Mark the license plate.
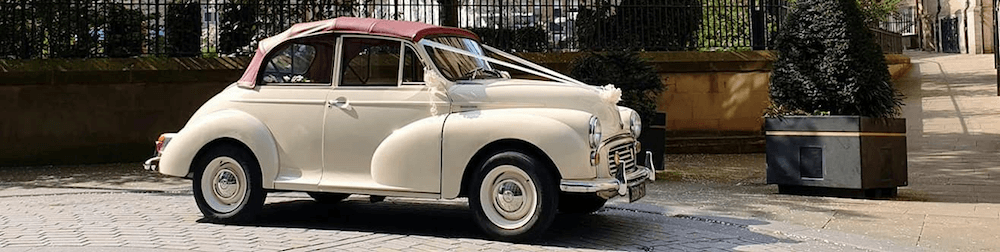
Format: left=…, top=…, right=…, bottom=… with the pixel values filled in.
left=628, top=182, right=647, bottom=203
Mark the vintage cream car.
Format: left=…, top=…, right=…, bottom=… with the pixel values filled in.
left=143, top=17, right=653, bottom=240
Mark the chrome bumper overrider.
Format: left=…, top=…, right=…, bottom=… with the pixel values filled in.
left=560, top=151, right=657, bottom=199
left=143, top=156, right=160, bottom=171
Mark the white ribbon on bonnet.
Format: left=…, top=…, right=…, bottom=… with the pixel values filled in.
left=419, top=40, right=624, bottom=114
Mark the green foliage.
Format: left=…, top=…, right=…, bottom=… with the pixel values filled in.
left=104, top=4, right=145, bottom=58
left=0, top=0, right=99, bottom=59
left=856, top=0, right=903, bottom=25
left=466, top=27, right=548, bottom=52
left=0, top=2, right=40, bottom=59
left=219, top=0, right=258, bottom=54
left=165, top=0, right=202, bottom=57
left=769, top=0, right=902, bottom=118
left=576, top=0, right=702, bottom=51
left=698, top=0, right=751, bottom=51
left=570, top=51, right=665, bottom=125
left=42, top=0, right=99, bottom=58
left=787, top=0, right=902, bottom=26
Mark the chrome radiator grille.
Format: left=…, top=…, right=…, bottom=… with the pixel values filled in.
left=608, top=142, right=638, bottom=178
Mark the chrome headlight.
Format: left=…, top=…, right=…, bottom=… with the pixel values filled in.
left=629, top=112, right=642, bottom=137
left=589, top=116, right=602, bottom=149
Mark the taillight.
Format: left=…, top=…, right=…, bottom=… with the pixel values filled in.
left=155, top=135, right=166, bottom=154
left=155, top=134, right=174, bottom=155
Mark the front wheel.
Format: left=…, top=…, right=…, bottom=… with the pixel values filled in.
left=192, top=145, right=266, bottom=222
left=468, top=151, right=558, bottom=241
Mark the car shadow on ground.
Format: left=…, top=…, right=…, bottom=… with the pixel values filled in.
left=0, top=162, right=186, bottom=189
left=205, top=194, right=800, bottom=251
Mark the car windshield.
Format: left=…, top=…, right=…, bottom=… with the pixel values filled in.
left=424, top=37, right=502, bottom=81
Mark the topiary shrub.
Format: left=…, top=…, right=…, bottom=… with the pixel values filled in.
left=165, top=0, right=202, bottom=57
left=104, top=4, right=145, bottom=57
left=570, top=51, right=664, bottom=126
left=769, top=0, right=901, bottom=118
left=219, top=0, right=258, bottom=55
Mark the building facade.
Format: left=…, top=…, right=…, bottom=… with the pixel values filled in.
left=905, top=0, right=996, bottom=54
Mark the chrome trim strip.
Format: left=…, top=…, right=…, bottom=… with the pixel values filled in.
left=232, top=99, right=327, bottom=105
left=602, top=133, right=633, bottom=144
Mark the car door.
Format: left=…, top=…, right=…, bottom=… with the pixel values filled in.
left=320, top=35, right=448, bottom=194
left=236, top=36, right=337, bottom=191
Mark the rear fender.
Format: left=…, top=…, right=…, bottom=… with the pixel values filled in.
left=158, top=110, right=280, bottom=188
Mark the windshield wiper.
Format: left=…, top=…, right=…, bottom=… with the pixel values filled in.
left=461, top=67, right=502, bottom=80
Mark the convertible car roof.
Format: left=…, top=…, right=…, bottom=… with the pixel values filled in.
left=238, top=17, right=479, bottom=88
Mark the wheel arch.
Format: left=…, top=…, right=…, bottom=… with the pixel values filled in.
left=440, top=109, right=596, bottom=199
left=158, top=109, right=280, bottom=188
left=190, top=138, right=259, bottom=176
left=458, top=139, right=561, bottom=198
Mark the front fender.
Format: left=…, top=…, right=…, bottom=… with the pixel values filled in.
left=158, top=110, right=280, bottom=188
left=441, top=108, right=595, bottom=199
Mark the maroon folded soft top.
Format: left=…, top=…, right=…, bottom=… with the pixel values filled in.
left=237, top=17, right=479, bottom=88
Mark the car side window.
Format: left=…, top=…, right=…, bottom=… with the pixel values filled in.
left=340, top=37, right=402, bottom=87
left=402, top=46, right=425, bottom=85
left=261, top=41, right=334, bottom=85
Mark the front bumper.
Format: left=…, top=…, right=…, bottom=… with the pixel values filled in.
left=560, top=151, right=656, bottom=199
left=143, top=156, right=160, bottom=171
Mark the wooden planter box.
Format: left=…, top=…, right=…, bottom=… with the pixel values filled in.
left=765, top=116, right=907, bottom=197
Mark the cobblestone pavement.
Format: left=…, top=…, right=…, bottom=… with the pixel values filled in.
left=0, top=183, right=882, bottom=252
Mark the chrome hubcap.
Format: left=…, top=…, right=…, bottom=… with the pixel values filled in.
left=214, top=170, right=239, bottom=200
left=494, top=180, right=526, bottom=215
left=480, top=165, right=537, bottom=230
left=200, top=157, right=247, bottom=213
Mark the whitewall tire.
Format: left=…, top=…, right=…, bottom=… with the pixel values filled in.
left=469, top=151, right=557, bottom=241
left=192, top=144, right=265, bottom=222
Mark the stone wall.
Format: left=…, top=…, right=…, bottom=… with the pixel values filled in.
left=0, top=52, right=910, bottom=165
left=525, top=51, right=912, bottom=132
left=0, top=58, right=250, bottom=166
left=525, top=51, right=911, bottom=153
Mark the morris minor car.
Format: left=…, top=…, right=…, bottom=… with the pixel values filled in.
left=144, top=17, right=654, bottom=240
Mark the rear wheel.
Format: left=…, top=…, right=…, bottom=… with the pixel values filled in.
left=192, top=144, right=265, bottom=222
left=468, top=151, right=558, bottom=241
left=307, top=192, right=351, bottom=204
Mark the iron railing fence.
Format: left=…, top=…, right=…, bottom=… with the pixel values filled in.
left=0, top=0, right=791, bottom=59
left=870, top=27, right=903, bottom=54
left=879, top=6, right=916, bottom=36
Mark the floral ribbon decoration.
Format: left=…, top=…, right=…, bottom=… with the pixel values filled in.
left=420, top=40, right=623, bottom=110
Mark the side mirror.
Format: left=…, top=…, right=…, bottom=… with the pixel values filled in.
left=499, top=71, right=511, bottom=79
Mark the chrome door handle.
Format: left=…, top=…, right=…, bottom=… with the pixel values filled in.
left=328, top=98, right=350, bottom=109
